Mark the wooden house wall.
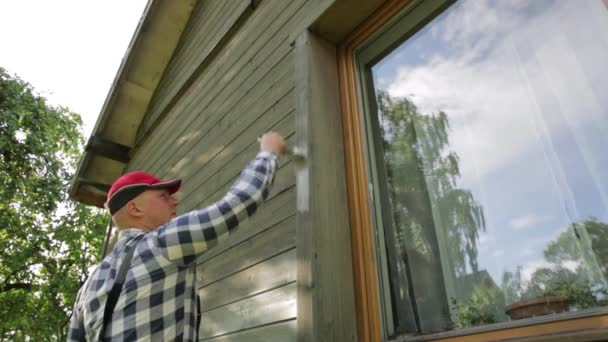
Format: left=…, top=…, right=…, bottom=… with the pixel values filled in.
left=127, top=0, right=334, bottom=340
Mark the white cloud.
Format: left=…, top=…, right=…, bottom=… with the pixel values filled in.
left=380, top=0, right=608, bottom=286
left=510, top=214, right=550, bottom=231
left=521, top=259, right=551, bottom=282
left=383, top=0, right=608, bottom=188
left=492, top=249, right=504, bottom=257
left=562, top=260, right=580, bottom=273
left=478, top=233, right=496, bottom=245
left=521, top=259, right=582, bottom=284
left=520, top=248, right=535, bottom=258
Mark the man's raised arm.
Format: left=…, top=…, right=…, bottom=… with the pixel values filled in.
left=152, top=132, right=285, bottom=265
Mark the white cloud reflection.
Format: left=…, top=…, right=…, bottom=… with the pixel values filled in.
left=384, top=0, right=608, bottom=185
left=373, top=0, right=608, bottom=284
left=510, top=214, right=550, bottom=231
left=521, top=259, right=580, bottom=283
left=521, top=259, right=551, bottom=282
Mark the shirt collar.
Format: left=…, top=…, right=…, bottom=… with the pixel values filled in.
left=118, top=227, right=148, bottom=239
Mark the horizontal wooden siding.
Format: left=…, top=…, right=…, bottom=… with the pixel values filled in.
left=127, top=0, right=336, bottom=340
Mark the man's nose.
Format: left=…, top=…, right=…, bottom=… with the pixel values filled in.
left=171, top=195, right=180, bottom=205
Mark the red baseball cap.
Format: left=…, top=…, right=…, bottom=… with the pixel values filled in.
left=106, top=171, right=181, bottom=215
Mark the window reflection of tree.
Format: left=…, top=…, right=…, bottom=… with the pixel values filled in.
left=502, top=218, right=608, bottom=311
left=374, top=90, right=486, bottom=333
left=374, top=90, right=608, bottom=332
left=545, top=218, right=608, bottom=283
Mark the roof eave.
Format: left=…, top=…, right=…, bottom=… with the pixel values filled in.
left=69, top=0, right=196, bottom=207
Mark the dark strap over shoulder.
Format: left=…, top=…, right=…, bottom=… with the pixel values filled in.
left=99, top=234, right=145, bottom=341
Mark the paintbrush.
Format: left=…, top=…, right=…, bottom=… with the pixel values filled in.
left=257, top=137, right=306, bottom=164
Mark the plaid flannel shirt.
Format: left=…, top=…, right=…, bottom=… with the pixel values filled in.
left=68, top=151, right=277, bottom=341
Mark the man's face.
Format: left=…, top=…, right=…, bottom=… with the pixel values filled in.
left=136, top=188, right=179, bottom=229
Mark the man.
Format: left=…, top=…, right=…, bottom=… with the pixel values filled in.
left=68, top=131, right=286, bottom=341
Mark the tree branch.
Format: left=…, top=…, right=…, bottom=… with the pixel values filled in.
left=0, top=282, right=36, bottom=292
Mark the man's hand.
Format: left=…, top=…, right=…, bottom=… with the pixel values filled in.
left=260, top=131, right=286, bottom=157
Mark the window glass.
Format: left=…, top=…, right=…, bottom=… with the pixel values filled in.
left=366, top=0, right=608, bottom=335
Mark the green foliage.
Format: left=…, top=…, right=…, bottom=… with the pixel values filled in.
left=502, top=265, right=608, bottom=311
left=0, top=68, right=107, bottom=341
left=549, top=282, right=608, bottom=310
left=376, top=90, right=485, bottom=276
left=544, top=218, right=608, bottom=281
left=375, top=91, right=487, bottom=331
left=451, top=285, right=502, bottom=328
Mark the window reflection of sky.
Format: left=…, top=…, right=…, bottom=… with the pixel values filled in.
left=372, top=0, right=608, bottom=283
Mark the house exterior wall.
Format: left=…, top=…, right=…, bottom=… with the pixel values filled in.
left=96, top=0, right=608, bottom=341
left=125, top=0, right=336, bottom=340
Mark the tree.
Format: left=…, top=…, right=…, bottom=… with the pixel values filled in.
left=544, top=218, right=608, bottom=283
left=501, top=218, right=608, bottom=312
left=374, top=90, right=486, bottom=332
left=376, top=90, right=485, bottom=279
left=451, top=284, right=502, bottom=328
left=0, top=68, right=106, bottom=341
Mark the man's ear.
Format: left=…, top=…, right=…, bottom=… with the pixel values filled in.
left=125, top=201, right=144, bottom=217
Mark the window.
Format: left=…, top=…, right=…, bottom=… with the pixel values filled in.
left=346, top=0, right=608, bottom=339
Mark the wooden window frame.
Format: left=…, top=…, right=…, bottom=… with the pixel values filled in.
left=337, top=0, right=608, bottom=341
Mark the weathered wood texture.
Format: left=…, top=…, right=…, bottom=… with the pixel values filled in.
left=125, top=0, right=343, bottom=341
left=294, top=31, right=358, bottom=342
left=137, top=0, right=253, bottom=140
left=199, top=282, right=297, bottom=339
left=201, top=319, right=296, bottom=342
left=199, top=248, right=296, bottom=312
left=197, top=215, right=296, bottom=287
left=129, top=0, right=304, bottom=170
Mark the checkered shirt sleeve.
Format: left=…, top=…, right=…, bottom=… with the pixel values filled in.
left=153, top=151, right=277, bottom=265
left=67, top=151, right=277, bottom=341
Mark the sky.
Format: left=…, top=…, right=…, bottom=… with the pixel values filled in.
left=371, top=0, right=608, bottom=294
left=0, top=0, right=149, bottom=138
